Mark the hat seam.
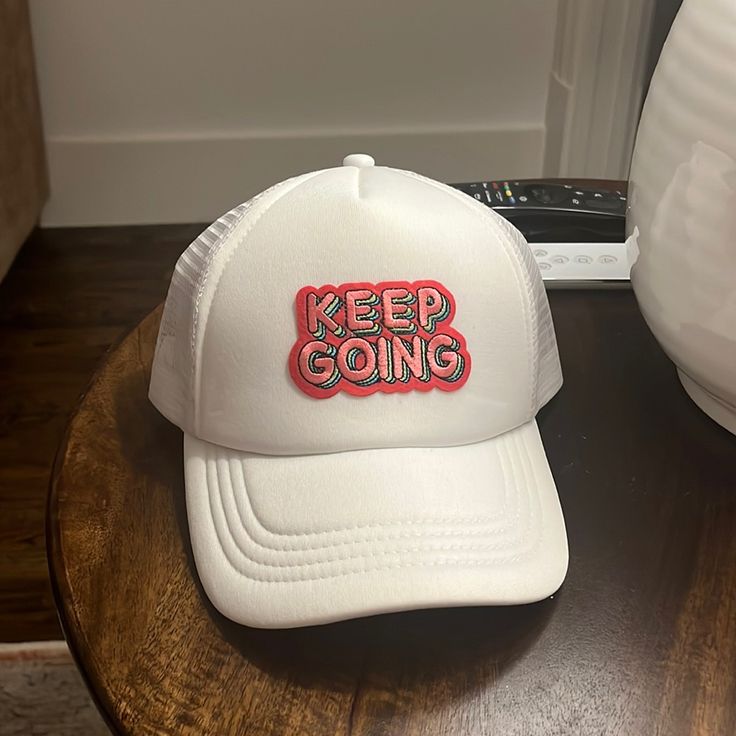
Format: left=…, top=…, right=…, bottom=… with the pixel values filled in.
left=397, top=170, right=537, bottom=418
left=189, top=170, right=329, bottom=432
left=201, top=429, right=544, bottom=580
left=201, top=434, right=544, bottom=583
left=225, top=439, right=516, bottom=550
left=212, top=436, right=530, bottom=559
left=206, top=431, right=527, bottom=541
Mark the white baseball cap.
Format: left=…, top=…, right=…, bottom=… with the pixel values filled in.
left=149, top=153, right=568, bottom=629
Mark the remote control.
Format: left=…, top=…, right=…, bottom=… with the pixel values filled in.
left=452, top=180, right=626, bottom=216
left=532, top=241, right=630, bottom=288
left=449, top=179, right=629, bottom=287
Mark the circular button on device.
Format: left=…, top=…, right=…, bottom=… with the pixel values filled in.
left=537, top=261, right=551, bottom=271
left=574, top=255, right=593, bottom=264
left=598, top=255, right=618, bottom=264
left=533, top=249, right=548, bottom=258
left=550, top=255, right=569, bottom=264
left=342, top=153, right=375, bottom=168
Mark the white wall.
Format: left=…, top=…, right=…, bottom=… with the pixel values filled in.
left=544, top=0, right=654, bottom=180
left=30, top=0, right=559, bottom=225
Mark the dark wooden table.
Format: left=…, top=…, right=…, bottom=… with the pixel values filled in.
left=0, top=222, right=203, bottom=641
left=47, top=290, right=736, bottom=736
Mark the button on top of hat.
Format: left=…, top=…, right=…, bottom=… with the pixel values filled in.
left=342, top=153, right=375, bottom=168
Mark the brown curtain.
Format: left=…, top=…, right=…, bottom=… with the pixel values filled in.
left=0, top=0, right=48, bottom=281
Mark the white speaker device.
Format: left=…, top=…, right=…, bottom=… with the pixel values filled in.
left=149, top=154, right=568, bottom=629
left=629, top=0, right=736, bottom=434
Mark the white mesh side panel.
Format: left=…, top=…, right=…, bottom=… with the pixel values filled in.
left=397, top=170, right=562, bottom=413
left=464, top=206, right=562, bottom=411
left=149, top=172, right=311, bottom=432
left=149, top=203, right=251, bottom=432
left=462, top=203, right=562, bottom=412
left=508, top=222, right=563, bottom=409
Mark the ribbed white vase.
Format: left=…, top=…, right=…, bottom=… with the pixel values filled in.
left=628, top=0, right=736, bottom=434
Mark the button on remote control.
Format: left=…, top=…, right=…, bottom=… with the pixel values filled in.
left=526, top=242, right=630, bottom=285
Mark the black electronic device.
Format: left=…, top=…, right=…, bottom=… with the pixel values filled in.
left=449, top=179, right=626, bottom=244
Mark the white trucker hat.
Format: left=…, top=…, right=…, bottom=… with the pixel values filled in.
left=149, top=154, right=567, bottom=629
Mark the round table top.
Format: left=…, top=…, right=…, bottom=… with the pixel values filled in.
left=48, top=294, right=736, bottom=735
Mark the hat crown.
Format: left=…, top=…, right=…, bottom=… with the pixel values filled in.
left=149, top=164, right=561, bottom=455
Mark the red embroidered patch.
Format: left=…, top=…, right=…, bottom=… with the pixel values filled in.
left=288, top=280, right=471, bottom=399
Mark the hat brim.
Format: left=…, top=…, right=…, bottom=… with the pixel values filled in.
left=183, top=420, right=568, bottom=629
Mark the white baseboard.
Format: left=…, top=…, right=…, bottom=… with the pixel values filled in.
left=41, top=126, right=545, bottom=226
left=544, top=0, right=654, bottom=180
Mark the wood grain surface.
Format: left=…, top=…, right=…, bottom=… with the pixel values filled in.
left=0, top=223, right=203, bottom=641
left=48, top=291, right=736, bottom=736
